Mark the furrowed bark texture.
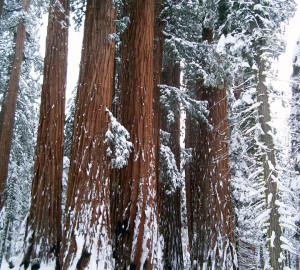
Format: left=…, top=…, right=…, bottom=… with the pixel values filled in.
left=256, top=50, right=281, bottom=270
left=185, top=28, right=236, bottom=269
left=0, top=0, right=29, bottom=211
left=22, top=0, right=69, bottom=268
left=114, top=0, right=157, bottom=268
left=61, top=1, right=116, bottom=269
left=159, top=60, right=184, bottom=269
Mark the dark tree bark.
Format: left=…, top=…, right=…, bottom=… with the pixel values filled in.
left=0, top=0, right=30, bottom=211
left=159, top=59, right=184, bottom=269
left=113, top=0, right=158, bottom=268
left=61, top=1, right=116, bottom=269
left=185, top=28, right=236, bottom=269
left=153, top=0, right=164, bottom=200
left=20, top=0, right=69, bottom=269
left=0, top=0, right=3, bottom=19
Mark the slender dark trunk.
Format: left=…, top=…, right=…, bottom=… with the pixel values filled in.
left=256, top=46, right=281, bottom=270
left=0, top=0, right=4, bottom=18
left=159, top=59, right=184, bottom=269
left=153, top=0, right=164, bottom=201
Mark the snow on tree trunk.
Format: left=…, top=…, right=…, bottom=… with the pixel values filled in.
left=159, top=59, right=184, bottom=269
left=113, top=0, right=159, bottom=268
left=20, top=0, right=69, bottom=268
left=256, top=47, right=282, bottom=270
left=0, top=0, right=30, bottom=211
left=61, top=1, right=116, bottom=269
left=185, top=27, right=237, bottom=270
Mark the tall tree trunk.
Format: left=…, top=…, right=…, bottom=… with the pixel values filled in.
left=159, top=59, right=184, bottom=269
left=113, top=0, right=158, bottom=268
left=61, top=1, right=116, bottom=269
left=185, top=28, right=236, bottom=269
left=20, top=0, right=69, bottom=269
left=256, top=49, right=282, bottom=270
left=0, top=0, right=30, bottom=211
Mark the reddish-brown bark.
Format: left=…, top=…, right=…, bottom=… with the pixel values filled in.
left=114, top=0, right=158, bottom=268
left=185, top=28, right=236, bottom=269
left=61, top=1, right=116, bottom=269
left=159, top=60, right=184, bottom=269
left=21, top=1, right=69, bottom=268
left=0, top=0, right=30, bottom=211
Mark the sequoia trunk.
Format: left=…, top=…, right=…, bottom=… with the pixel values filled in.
left=185, top=28, right=236, bottom=269
left=114, top=0, right=158, bottom=268
left=21, top=0, right=69, bottom=268
left=0, top=0, right=30, bottom=211
left=61, top=1, right=116, bottom=269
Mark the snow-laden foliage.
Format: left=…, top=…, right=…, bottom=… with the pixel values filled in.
left=104, top=109, right=132, bottom=169
left=290, top=36, right=300, bottom=174
left=159, top=84, right=210, bottom=127
left=288, top=34, right=300, bottom=264
left=159, top=130, right=183, bottom=194
left=228, top=0, right=298, bottom=266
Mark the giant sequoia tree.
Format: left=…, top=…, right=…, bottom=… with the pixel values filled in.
left=0, top=0, right=299, bottom=268
left=61, top=0, right=116, bottom=269
left=21, top=0, right=69, bottom=268
left=185, top=26, right=237, bottom=270
left=0, top=0, right=30, bottom=211
left=113, top=0, right=159, bottom=268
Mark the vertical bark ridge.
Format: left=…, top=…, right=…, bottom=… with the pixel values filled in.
left=114, top=0, right=158, bottom=268
left=22, top=0, right=69, bottom=268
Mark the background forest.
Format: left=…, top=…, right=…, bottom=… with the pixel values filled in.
left=0, top=0, right=299, bottom=269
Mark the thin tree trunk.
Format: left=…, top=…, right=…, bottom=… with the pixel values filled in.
left=0, top=0, right=4, bottom=19
left=61, top=0, right=116, bottom=269
left=0, top=0, right=30, bottom=211
left=153, top=0, right=164, bottom=202
left=186, top=28, right=236, bottom=269
left=159, top=60, right=184, bottom=269
left=256, top=49, right=282, bottom=270
left=20, top=0, right=69, bottom=269
left=114, top=0, right=157, bottom=268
